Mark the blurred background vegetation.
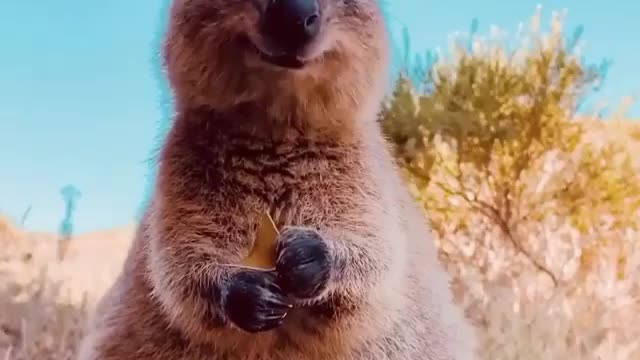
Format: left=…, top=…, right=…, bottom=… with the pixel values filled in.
left=379, top=7, right=640, bottom=359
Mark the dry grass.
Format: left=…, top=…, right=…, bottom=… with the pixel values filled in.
left=600, top=119, right=640, bottom=152
left=1, top=122, right=638, bottom=359
left=0, top=218, right=133, bottom=359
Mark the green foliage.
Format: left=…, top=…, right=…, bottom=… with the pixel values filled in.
left=379, top=8, right=640, bottom=284
left=380, top=76, right=435, bottom=189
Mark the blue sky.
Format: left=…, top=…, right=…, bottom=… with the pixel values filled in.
left=0, top=0, right=638, bottom=234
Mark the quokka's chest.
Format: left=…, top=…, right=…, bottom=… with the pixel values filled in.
left=212, top=143, right=361, bottom=200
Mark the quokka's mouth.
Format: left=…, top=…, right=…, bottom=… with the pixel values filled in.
left=244, top=36, right=310, bottom=70
left=258, top=49, right=306, bottom=69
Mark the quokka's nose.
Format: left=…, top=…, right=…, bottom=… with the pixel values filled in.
left=262, top=0, right=321, bottom=52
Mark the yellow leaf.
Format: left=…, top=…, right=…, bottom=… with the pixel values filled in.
left=241, top=212, right=279, bottom=270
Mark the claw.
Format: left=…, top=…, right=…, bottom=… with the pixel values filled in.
left=222, top=268, right=293, bottom=333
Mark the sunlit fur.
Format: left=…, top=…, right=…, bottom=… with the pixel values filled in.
left=76, top=0, right=477, bottom=359
left=163, top=0, right=388, bottom=136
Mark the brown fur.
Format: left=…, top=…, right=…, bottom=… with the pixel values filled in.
left=77, top=0, right=477, bottom=359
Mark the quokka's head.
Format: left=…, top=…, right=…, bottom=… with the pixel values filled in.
left=163, top=0, right=389, bottom=117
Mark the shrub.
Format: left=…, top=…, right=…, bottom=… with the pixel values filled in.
left=380, top=7, right=640, bottom=359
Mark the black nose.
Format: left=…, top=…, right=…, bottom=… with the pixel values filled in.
left=262, top=0, right=321, bottom=52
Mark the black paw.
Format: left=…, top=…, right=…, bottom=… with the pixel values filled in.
left=222, top=269, right=292, bottom=333
left=275, top=227, right=332, bottom=300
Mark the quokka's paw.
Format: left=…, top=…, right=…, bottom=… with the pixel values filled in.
left=275, top=227, right=332, bottom=301
left=222, top=269, right=293, bottom=333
